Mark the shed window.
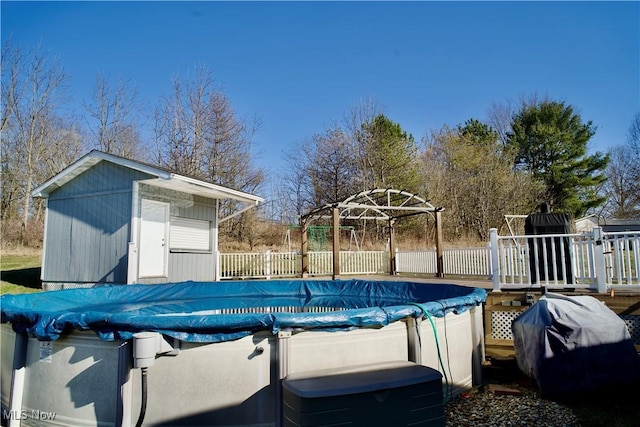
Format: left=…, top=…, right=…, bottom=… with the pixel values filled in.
left=170, top=217, right=211, bottom=252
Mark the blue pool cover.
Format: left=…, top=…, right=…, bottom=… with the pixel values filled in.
left=1, top=279, right=486, bottom=343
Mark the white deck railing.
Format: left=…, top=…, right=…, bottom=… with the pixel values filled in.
left=489, top=227, right=640, bottom=292
left=604, top=232, right=640, bottom=287
left=219, top=227, right=639, bottom=293
left=490, top=232, right=593, bottom=291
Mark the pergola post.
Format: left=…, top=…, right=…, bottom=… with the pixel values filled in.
left=301, top=217, right=308, bottom=278
left=389, top=219, right=396, bottom=275
left=332, top=207, right=340, bottom=279
left=435, top=210, right=444, bottom=277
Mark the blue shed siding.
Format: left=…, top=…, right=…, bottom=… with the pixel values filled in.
left=169, top=200, right=217, bottom=282
left=137, top=185, right=218, bottom=283
left=167, top=253, right=215, bottom=282
left=51, top=160, right=149, bottom=199
left=43, top=162, right=152, bottom=284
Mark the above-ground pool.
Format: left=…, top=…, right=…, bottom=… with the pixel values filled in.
left=1, top=279, right=486, bottom=426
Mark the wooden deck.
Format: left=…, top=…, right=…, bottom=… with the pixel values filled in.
left=328, top=274, right=640, bottom=359
left=484, top=289, right=640, bottom=358
left=355, top=274, right=640, bottom=358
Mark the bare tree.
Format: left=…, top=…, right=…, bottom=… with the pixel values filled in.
left=153, top=65, right=264, bottom=241
left=287, top=98, right=385, bottom=212
left=487, top=101, right=515, bottom=146
left=628, top=113, right=640, bottom=184
left=279, top=148, right=315, bottom=223
left=154, top=65, right=260, bottom=184
left=599, top=145, right=639, bottom=218
left=599, top=114, right=640, bottom=218
left=85, top=73, right=144, bottom=159
left=304, top=127, right=358, bottom=206
left=0, top=42, right=20, bottom=133
left=487, top=93, right=550, bottom=145
left=286, top=100, right=422, bottom=245
left=1, top=42, right=70, bottom=228
left=42, top=118, right=86, bottom=177
left=341, top=97, right=384, bottom=191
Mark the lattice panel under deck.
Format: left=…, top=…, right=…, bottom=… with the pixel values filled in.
left=620, top=314, right=640, bottom=345
left=491, top=310, right=640, bottom=345
left=491, top=310, right=523, bottom=340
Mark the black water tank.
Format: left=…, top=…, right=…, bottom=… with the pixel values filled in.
left=524, top=212, right=573, bottom=284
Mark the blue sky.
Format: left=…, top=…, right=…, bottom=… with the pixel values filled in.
left=2, top=1, right=639, bottom=181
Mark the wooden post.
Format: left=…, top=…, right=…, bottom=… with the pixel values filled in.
left=332, top=207, right=340, bottom=279
left=389, top=219, right=396, bottom=275
left=301, top=217, right=308, bottom=278
left=435, top=210, right=444, bottom=278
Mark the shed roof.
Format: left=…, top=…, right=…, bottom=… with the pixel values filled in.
left=32, top=150, right=264, bottom=208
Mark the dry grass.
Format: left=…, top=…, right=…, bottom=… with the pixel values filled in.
left=1, top=246, right=42, bottom=258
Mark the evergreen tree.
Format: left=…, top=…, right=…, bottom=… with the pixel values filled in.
left=507, top=101, right=609, bottom=217
left=359, top=114, right=421, bottom=192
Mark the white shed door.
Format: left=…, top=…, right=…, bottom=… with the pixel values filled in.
left=139, top=199, right=169, bottom=278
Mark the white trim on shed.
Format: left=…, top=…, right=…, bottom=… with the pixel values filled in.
left=31, top=150, right=264, bottom=209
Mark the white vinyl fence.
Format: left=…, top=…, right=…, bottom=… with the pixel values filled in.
left=305, top=251, right=389, bottom=276
left=219, top=251, right=300, bottom=279
left=219, top=248, right=489, bottom=279
left=395, top=248, right=490, bottom=277
left=395, top=250, right=436, bottom=275
left=218, top=251, right=388, bottom=279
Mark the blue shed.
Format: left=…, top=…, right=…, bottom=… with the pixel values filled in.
left=31, top=150, right=263, bottom=289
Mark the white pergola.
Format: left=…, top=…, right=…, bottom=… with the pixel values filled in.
left=300, top=189, right=445, bottom=279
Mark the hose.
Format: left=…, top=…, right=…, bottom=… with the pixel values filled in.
left=410, top=303, right=452, bottom=404
left=423, top=310, right=452, bottom=403
left=135, top=367, right=148, bottom=427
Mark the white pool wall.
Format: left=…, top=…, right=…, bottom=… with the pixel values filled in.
left=1, top=306, right=483, bottom=426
